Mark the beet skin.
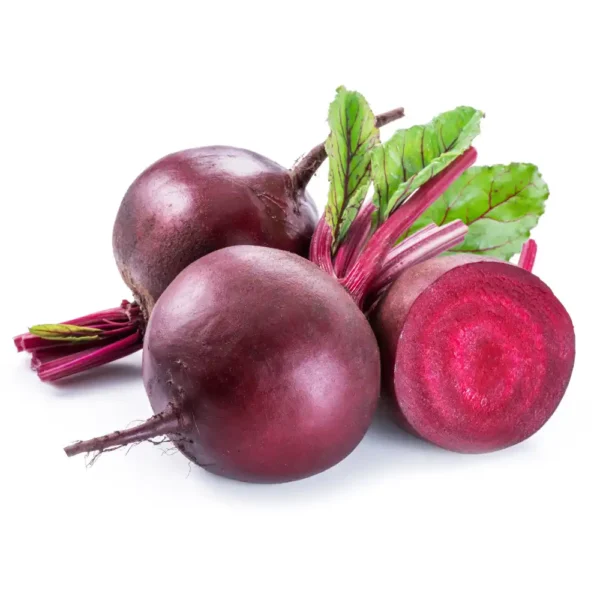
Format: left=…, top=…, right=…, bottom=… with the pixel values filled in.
left=66, top=246, right=381, bottom=483
left=113, top=146, right=318, bottom=317
left=371, top=254, right=575, bottom=453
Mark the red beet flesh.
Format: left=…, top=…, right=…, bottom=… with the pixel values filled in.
left=371, top=255, right=575, bottom=453
left=66, top=246, right=381, bottom=483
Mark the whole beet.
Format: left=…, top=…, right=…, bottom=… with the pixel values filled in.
left=66, top=246, right=381, bottom=483
left=113, top=146, right=318, bottom=317
left=371, top=254, right=575, bottom=453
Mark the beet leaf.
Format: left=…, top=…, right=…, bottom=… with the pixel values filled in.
left=325, top=87, right=379, bottom=249
left=371, top=106, right=483, bottom=224
left=401, top=163, right=548, bottom=259
left=29, top=323, right=103, bottom=342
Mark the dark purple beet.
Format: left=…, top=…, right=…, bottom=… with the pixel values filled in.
left=113, top=146, right=317, bottom=317
left=65, top=246, right=381, bottom=483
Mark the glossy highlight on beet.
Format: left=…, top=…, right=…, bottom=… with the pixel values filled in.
left=65, top=246, right=381, bottom=483
left=371, top=254, right=576, bottom=453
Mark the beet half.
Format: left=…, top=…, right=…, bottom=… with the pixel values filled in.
left=371, top=254, right=576, bottom=453
left=66, top=246, right=380, bottom=483
left=15, top=108, right=404, bottom=382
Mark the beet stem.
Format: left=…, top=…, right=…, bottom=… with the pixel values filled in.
left=14, top=301, right=144, bottom=381
left=13, top=301, right=140, bottom=352
left=309, top=217, right=335, bottom=276
left=36, top=332, right=143, bottom=382
left=518, top=239, right=538, bottom=272
left=368, top=220, right=468, bottom=302
left=64, top=405, right=186, bottom=458
left=291, top=107, right=405, bottom=191
left=333, top=202, right=376, bottom=277
left=28, top=327, right=137, bottom=364
left=341, top=147, right=478, bottom=306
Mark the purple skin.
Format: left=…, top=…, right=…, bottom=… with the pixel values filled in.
left=114, top=146, right=318, bottom=318
left=65, top=247, right=381, bottom=483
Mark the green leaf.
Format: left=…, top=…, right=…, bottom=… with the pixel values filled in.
left=372, top=106, right=483, bottom=222
left=401, top=163, right=549, bottom=260
left=325, top=86, right=379, bottom=248
left=29, top=323, right=103, bottom=343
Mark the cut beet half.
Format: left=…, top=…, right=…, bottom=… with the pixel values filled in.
left=371, top=255, right=575, bottom=453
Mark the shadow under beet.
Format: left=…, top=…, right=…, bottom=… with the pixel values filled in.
left=44, top=357, right=143, bottom=396
left=188, top=403, right=455, bottom=499
left=47, top=357, right=540, bottom=497
left=189, top=400, right=542, bottom=502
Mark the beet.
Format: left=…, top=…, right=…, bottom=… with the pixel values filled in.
left=15, top=107, right=404, bottom=382
left=371, top=253, right=576, bottom=453
left=113, top=146, right=318, bottom=318
left=65, top=246, right=381, bottom=483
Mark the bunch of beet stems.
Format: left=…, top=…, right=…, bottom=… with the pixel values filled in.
left=13, top=107, right=407, bottom=383
left=310, top=147, right=477, bottom=310
left=13, top=301, right=144, bottom=381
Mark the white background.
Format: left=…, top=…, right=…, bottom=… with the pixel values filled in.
left=1, top=2, right=598, bottom=599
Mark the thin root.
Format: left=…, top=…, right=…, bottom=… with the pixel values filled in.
left=82, top=432, right=187, bottom=467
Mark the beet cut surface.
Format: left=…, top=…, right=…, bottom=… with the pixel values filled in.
left=371, top=255, right=575, bottom=452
